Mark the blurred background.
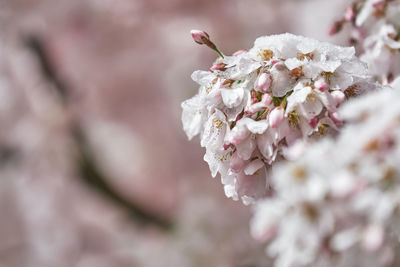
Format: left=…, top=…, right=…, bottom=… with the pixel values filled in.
left=0, top=0, right=349, bottom=266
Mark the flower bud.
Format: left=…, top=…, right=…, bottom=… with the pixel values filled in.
left=255, top=73, right=272, bottom=92
left=190, top=30, right=211, bottom=45
left=314, top=78, right=328, bottom=92
left=251, top=91, right=258, bottom=104
left=330, top=111, right=342, bottom=124
left=331, top=91, right=346, bottom=105
left=328, top=20, right=344, bottom=36
left=209, top=62, right=227, bottom=72
left=232, top=49, right=247, bottom=56
left=261, top=93, right=273, bottom=106
left=190, top=29, right=224, bottom=58
left=269, top=107, right=284, bottom=128
left=344, top=6, right=356, bottom=22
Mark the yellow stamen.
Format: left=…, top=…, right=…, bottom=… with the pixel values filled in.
left=258, top=49, right=274, bottom=61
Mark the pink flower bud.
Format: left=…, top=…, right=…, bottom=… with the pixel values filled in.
left=251, top=91, right=258, bottom=104
left=331, top=91, right=346, bottom=105
left=309, top=117, right=318, bottom=128
left=232, top=49, right=247, bottom=56
left=344, top=6, right=356, bottom=22
left=270, top=59, right=281, bottom=66
left=255, top=73, right=272, bottom=92
left=328, top=20, right=344, bottom=36
left=269, top=108, right=284, bottom=128
left=209, top=62, right=227, bottom=72
left=190, top=29, right=224, bottom=58
left=330, top=111, right=342, bottom=125
left=190, top=30, right=211, bottom=45
left=261, top=93, right=273, bottom=106
left=314, top=78, right=328, bottom=92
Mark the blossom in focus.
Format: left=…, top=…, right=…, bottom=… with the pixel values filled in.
left=182, top=33, right=373, bottom=204
left=251, top=84, right=400, bottom=267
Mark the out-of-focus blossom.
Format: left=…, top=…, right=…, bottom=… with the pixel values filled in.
left=251, top=85, right=400, bottom=267
left=331, top=0, right=400, bottom=84
left=182, top=32, right=373, bottom=204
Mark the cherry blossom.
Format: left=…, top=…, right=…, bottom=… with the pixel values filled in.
left=331, top=0, right=400, bottom=84
left=182, top=32, right=373, bottom=204
left=251, top=84, right=400, bottom=267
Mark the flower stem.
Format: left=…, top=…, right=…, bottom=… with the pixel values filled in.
left=213, top=47, right=225, bottom=59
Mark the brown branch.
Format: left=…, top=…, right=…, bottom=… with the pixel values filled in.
left=24, top=35, right=174, bottom=231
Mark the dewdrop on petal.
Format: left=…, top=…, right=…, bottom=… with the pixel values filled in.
left=182, top=32, right=373, bottom=204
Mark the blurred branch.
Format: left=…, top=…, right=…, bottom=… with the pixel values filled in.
left=72, top=126, right=173, bottom=230
left=24, top=35, right=173, bottom=231
left=24, top=36, right=69, bottom=104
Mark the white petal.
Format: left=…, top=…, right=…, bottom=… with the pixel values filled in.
left=236, top=135, right=256, bottom=160
left=286, top=86, right=312, bottom=114
left=297, top=96, right=323, bottom=120
left=201, top=109, right=227, bottom=149
left=257, top=132, right=275, bottom=160
left=284, top=58, right=305, bottom=70
left=271, top=67, right=293, bottom=97
left=191, top=70, right=215, bottom=86
left=315, top=90, right=337, bottom=112
left=181, top=95, right=204, bottom=140
left=221, top=88, right=244, bottom=108
left=244, top=159, right=265, bottom=175
left=245, top=119, right=269, bottom=134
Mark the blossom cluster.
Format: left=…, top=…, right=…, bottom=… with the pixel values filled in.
left=182, top=32, right=372, bottom=204
left=251, top=85, right=400, bottom=267
left=331, top=0, right=400, bottom=84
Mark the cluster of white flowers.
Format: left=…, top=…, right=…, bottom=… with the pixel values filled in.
left=251, top=85, right=400, bottom=267
left=182, top=32, right=372, bottom=204
left=332, top=0, right=400, bottom=84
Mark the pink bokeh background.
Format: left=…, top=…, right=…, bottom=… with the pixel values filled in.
left=0, top=0, right=349, bottom=266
